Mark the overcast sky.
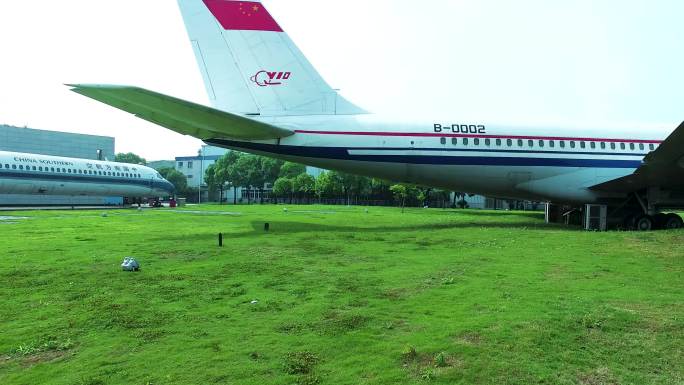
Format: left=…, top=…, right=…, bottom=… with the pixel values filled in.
left=1, top=0, right=683, bottom=160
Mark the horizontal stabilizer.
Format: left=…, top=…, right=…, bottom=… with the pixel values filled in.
left=67, top=84, right=294, bottom=140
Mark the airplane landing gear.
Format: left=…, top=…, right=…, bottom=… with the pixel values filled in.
left=663, top=213, right=684, bottom=230
left=634, top=215, right=654, bottom=231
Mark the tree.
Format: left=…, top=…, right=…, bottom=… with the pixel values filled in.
left=204, top=164, right=224, bottom=203
left=158, top=167, right=187, bottom=196
left=279, top=162, right=307, bottom=179
left=272, top=177, right=294, bottom=202
left=390, top=184, right=420, bottom=212
left=115, top=152, right=147, bottom=165
left=215, top=151, right=243, bottom=204
left=315, top=171, right=343, bottom=200
left=293, top=173, right=315, bottom=202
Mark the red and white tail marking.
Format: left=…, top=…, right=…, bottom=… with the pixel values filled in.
left=203, top=0, right=283, bottom=32
left=177, top=0, right=366, bottom=116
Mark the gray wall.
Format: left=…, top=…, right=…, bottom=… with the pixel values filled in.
left=0, top=125, right=114, bottom=160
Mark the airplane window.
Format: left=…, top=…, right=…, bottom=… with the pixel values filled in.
left=649, top=144, right=655, bottom=150
left=600, top=142, right=606, bottom=149
left=517, top=139, right=523, bottom=147
left=485, top=138, right=491, bottom=146
left=12, top=164, right=17, bottom=169
left=559, top=141, right=565, bottom=148
left=451, top=138, right=458, bottom=145
left=462, top=138, right=469, bottom=145
left=580, top=142, right=586, bottom=149
left=32, top=166, right=37, bottom=171
left=620, top=143, right=626, bottom=150
left=629, top=143, right=635, bottom=150
left=639, top=143, right=644, bottom=151
left=62, top=168, right=66, bottom=173
left=570, top=141, right=576, bottom=149
left=474, top=138, right=480, bottom=145
left=506, top=139, right=513, bottom=147
left=538, top=140, right=544, bottom=147
left=178, top=162, right=183, bottom=168
left=549, top=141, right=555, bottom=148
left=4, top=164, right=8, bottom=169
left=440, top=137, right=446, bottom=145
left=610, top=143, right=616, bottom=150
left=590, top=142, right=596, bottom=149
left=528, top=140, right=533, bottom=147
left=496, top=139, right=502, bottom=146
left=19, top=165, right=24, bottom=170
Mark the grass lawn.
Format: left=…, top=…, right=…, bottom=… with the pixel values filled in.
left=0, top=205, right=682, bottom=385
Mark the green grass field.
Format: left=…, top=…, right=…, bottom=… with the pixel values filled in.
left=0, top=205, right=682, bottom=385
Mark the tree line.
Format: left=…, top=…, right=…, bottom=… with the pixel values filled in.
left=199, top=151, right=462, bottom=208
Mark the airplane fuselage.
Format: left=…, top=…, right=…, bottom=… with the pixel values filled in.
left=206, top=115, right=667, bottom=204
left=0, top=151, right=174, bottom=198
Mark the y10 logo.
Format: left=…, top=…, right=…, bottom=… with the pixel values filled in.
left=250, top=71, right=292, bottom=87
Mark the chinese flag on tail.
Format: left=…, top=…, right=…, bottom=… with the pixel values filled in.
left=203, top=0, right=283, bottom=32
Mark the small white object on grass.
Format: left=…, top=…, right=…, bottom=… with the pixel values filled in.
left=121, top=257, right=140, bottom=272
left=250, top=300, right=259, bottom=304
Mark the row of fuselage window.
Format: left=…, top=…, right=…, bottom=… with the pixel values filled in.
left=439, top=137, right=657, bottom=152
left=3, top=163, right=143, bottom=178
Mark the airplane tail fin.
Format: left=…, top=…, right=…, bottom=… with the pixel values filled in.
left=177, top=0, right=366, bottom=116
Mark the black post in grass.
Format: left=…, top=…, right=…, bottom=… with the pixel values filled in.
left=218, top=233, right=223, bottom=247
left=264, top=223, right=270, bottom=232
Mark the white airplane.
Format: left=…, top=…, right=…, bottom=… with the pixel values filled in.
left=69, top=0, right=684, bottom=230
left=0, top=150, right=175, bottom=198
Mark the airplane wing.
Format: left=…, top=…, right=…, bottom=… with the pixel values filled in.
left=591, top=121, right=684, bottom=192
left=67, top=84, right=294, bottom=140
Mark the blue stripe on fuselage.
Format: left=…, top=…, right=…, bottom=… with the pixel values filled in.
left=0, top=171, right=173, bottom=192
left=206, top=140, right=643, bottom=168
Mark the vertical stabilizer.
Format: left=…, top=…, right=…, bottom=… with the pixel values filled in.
left=177, top=0, right=366, bottom=116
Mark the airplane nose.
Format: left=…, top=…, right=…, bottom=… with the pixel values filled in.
left=162, top=180, right=176, bottom=194
left=153, top=179, right=176, bottom=195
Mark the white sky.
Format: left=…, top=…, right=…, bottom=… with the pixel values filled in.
left=1, top=0, right=683, bottom=160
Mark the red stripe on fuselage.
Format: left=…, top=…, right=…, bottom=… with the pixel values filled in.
left=293, top=130, right=663, bottom=144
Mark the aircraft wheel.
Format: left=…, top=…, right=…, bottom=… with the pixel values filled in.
left=664, top=213, right=683, bottom=230
left=635, top=215, right=654, bottom=231
left=653, top=213, right=668, bottom=230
